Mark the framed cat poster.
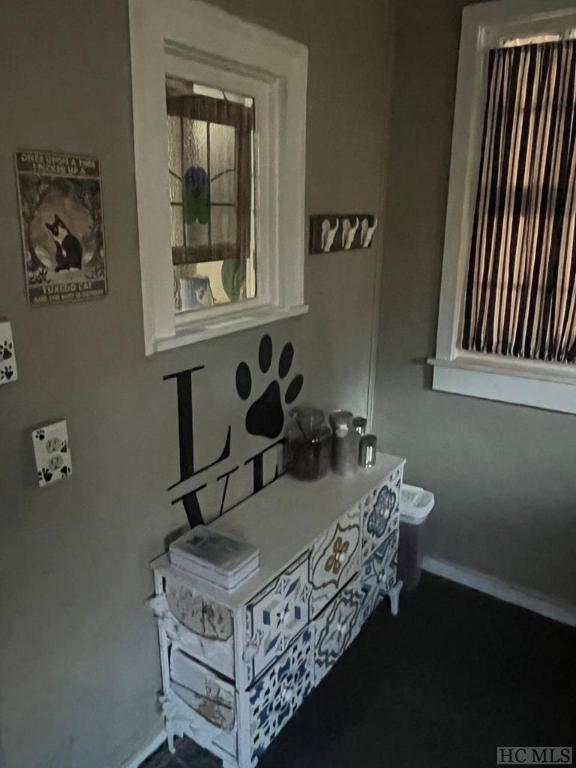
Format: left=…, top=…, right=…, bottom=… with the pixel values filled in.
left=15, top=149, right=107, bottom=305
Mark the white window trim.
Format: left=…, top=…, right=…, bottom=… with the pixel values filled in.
left=129, top=0, right=308, bottom=355
left=429, top=0, right=576, bottom=414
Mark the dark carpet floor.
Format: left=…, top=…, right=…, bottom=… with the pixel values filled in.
left=142, top=573, right=575, bottom=768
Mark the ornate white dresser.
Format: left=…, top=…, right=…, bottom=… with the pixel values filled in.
left=149, top=452, right=404, bottom=767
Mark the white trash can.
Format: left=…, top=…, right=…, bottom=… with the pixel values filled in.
left=398, top=484, right=435, bottom=590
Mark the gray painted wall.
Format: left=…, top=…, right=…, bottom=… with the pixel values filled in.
left=0, top=1, right=393, bottom=766
left=374, top=0, right=576, bottom=605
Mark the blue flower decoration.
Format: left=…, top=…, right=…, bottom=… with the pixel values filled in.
left=183, top=165, right=210, bottom=224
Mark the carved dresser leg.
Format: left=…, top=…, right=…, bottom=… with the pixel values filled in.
left=166, top=725, right=176, bottom=754
left=388, top=580, right=403, bottom=616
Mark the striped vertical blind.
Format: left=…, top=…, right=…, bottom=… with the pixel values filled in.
left=462, top=40, right=576, bottom=363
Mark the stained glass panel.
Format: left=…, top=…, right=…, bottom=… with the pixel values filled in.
left=170, top=206, right=184, bottom=247
left=182, top=118, right=208, bottom=171
left=167, top=115, right=182, bottom=202
left=211, top=205, right=237, bottom=248
left=184, top=219, right=209, bottom=249
left=165, top=76, right=257, bottom=313
left=209, top=123, right=236, bottom=204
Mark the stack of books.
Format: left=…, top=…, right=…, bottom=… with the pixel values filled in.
left=169, top=525, right=259, bottom=590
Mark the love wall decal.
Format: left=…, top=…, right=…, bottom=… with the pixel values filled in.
left=164, top=334, right=304, bottom=528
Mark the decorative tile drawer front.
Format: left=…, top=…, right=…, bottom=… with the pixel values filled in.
left=247, top=627, right=314, bottom=767
left=166, top=578, right=234, bottom=641
left=170, top=647, right=237, bottom=756
left=314, top=578, right=365, bottom=685
left=360, top=529, right=399, bottom=623
left=362, top=468, right=402, bottom=561
left=309, top=506, right=361, bottom=618
left=243, top=551, right=311, bottom=687
left=149, top=593, right=235, bottom=679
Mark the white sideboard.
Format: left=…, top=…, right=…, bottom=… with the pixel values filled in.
left=149, top=452, right=405, bottom=768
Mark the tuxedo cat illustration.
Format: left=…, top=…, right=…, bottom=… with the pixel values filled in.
left=45, top=214, right=83, bottom=272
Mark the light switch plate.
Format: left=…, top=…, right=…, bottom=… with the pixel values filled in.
left=32, top=420, right=73, bottom=487
left=0, top=320, right=17, bottom=384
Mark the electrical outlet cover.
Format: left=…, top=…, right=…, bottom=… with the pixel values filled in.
left=32, top=420, right=72, bottom=487
left=0, top=320, right=17, bottom=385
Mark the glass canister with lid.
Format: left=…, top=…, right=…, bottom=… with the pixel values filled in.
left=285, top=407, right=332, bottom=480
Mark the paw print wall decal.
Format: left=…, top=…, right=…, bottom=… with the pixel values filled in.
left=1, top=340, right=13, bottom=360
left=32, top=420, right=72, bottom=487
left=236, top=334, right=303, bottom=439
left=0, top=320, right=18, bottom=385
left=0, top=365, right=15, bottom=383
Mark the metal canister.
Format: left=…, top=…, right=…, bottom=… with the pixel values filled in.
left=352, top=416, right=367, bottom=436
left=359, top=434, right=377, bottom=468
left=329, top=410, right=358, bottom=475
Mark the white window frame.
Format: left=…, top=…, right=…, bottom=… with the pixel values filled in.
left=129, top=0, right=308, bottom=355
left=429, top=0, right=576, bottom=414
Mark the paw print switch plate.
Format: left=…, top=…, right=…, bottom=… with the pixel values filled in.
left=32, top=420, right=72, bottom=487
left=0, top=320, right=17, bottom=385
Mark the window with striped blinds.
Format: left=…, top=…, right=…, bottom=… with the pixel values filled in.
left=462, top=39, right=576, bottom=364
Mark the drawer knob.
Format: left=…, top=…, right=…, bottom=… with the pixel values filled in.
left=337, top=622, right=348, bottom=635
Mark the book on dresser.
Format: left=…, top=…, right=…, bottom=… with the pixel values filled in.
left=169, top=525, right=260, bottom=590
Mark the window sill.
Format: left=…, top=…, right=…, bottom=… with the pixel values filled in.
left=428, top=353, right=576, bottom=415
left=154, top=304, right=308, bottom=353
